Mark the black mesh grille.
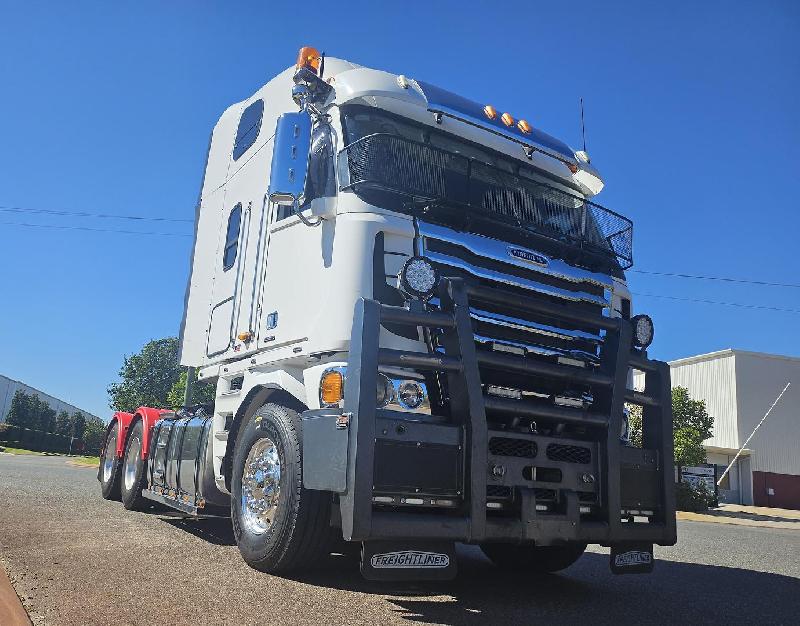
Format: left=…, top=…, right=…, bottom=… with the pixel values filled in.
left=546, top=443, right=591, bottom=464
left=578, top=492, right=597, bottom=503
left=487, top=485, right=513, bottom=499
left=489, top=437, right=538, bottom=458
left=342, top=134, right=633, bottom=268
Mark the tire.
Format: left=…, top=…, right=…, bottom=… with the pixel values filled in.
left=231, top=402, right=333, bottom=573
left=121, top=420, right=148, bottom=511
left=480, top=542, right=587, bottom=573
left=99, top=422, right=122, bottom=501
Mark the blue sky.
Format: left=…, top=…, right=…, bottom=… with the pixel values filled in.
left=1, top=1, right=798, bottom=419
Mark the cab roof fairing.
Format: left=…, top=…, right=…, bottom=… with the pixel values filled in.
left=327, top=64, right=604, bottom=197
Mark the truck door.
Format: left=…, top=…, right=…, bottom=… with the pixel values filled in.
left=206, top=201, right=248, bottom=357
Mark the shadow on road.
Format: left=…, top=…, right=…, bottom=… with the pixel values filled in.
left=162, top=516, right=799, bottom=624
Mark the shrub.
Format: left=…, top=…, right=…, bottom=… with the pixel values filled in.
left=676, top=479, right=717, bottom=512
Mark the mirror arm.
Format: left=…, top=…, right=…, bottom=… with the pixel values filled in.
left=295, top=198, right=322, bottom=227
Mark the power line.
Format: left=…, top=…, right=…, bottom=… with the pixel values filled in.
left=0, top=221, right=191, bottom=238
left=631, top=269, right=800, bottom=289
left=0, top=205, right=193, bottom=223
left=632, top=292, right=800, bottom=314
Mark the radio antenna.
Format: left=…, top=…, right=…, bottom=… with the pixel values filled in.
left=580, top=97, right=587, bottom=153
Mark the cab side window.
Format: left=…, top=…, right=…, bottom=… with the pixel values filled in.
left=233, top=100, right=264, bottom=161
left=223, top=204, right=242, bottom=271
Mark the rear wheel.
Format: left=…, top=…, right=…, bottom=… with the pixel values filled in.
left=121, top=421, right=148, bottom=511
left=99, top=422, right=121, bottom=500
left=480, top=542, right=587, bottom=573
left=231, top=403, right=333, bottom=573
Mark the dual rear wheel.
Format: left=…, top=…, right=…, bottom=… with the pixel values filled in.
left=99, top=420, right=148, bottom=510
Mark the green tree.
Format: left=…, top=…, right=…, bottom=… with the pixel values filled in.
left=672, top=386, right=714, bottom=467
left=107, top=337, right=182, bottom=412
left=40, top=403, right=57, bottom=433
left=166, top=370, right=216, bottom=408
left=82, top=416, right=106, bottom=454
left=627, top=386, right=714, bottom=468
left=6, top=390, right=32, bottom=428
left=55, top=410, right=72, bottom=437
left=71, top=411, right=87, bottom=440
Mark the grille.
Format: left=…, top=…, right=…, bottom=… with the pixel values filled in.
left=489, top=437, right=538, bottom=458
left=342, top=133, right=633, bottom=267
left=578, top=491, right=597, bottom=503
left=546, top=443, right=591, bottom=465
left=487, top=485, right=513, bottom=499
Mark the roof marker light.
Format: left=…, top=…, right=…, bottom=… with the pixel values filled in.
left=483, top=104, right=497, bottom=120
left=517, top=119, right=532, bottom=134
left=501, top=112, right=514, bottom=127
left=296, top=46, right=321, bottom=74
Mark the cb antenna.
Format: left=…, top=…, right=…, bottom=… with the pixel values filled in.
left=580, top=97, right=587, bottom=153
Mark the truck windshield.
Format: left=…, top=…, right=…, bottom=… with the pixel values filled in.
left=339, top=104, right=633, bottom=269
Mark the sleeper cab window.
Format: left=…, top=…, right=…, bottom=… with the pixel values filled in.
left=223, top=203, right=242, bottom=271
left=232, top=99, right=264, bottom=161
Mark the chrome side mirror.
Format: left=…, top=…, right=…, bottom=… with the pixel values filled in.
left=268, top=110, right=312, bottom=206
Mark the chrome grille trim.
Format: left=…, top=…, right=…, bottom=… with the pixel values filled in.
left=474, top=334, right=601, bottom=364
left=419, top=222, right=614, bottom=290
left=469, top=308, right=603, bottom=344
left=425, top=250, right=609, bottom=307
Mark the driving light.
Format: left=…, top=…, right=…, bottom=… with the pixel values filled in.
left=398, top=256, right=439, bottom=301
left=397, top=381, right=425, bottom=409
left=376, top=373, right=393, bottom=407
left=631, top=314, right=654, bottom=349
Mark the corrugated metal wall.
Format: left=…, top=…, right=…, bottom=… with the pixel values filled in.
left=670, top=352, right=739, bottom=450
left=734, top=353, right=800, bottom=476
left=0, top=374, right=101, bottom=423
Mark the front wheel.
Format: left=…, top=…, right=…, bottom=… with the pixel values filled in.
left=231, top=403, right=333, bottom=573
left=99, top=422, right=121, bottom=500
left=120, top=421, right=148, bottom=511
left=480, top=542, right=587, bottom=573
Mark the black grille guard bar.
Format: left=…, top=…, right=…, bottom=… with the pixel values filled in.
left=339, top=277, right=677, bottom=546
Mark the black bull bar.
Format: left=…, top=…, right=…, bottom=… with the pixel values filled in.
left=320, top=277, right=676, bottom=546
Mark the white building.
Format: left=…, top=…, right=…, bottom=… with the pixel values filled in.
left=0, top=373, right=101, bottom=424
left=639, top=350, right=800, bottom=509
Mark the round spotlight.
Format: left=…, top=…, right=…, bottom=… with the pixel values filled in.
left=397, top=381, right=425, bottom=409
left=631, top=314, right=654, bottom=349
left=376, top=373, right=394, bottom=407
left=398, top=256, right=439, bottom=301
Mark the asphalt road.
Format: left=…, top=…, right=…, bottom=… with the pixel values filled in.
left=1, top=454, right=799, bottom=625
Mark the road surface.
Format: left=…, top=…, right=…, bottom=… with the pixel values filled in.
left=1, top=454, right=799, bottom=625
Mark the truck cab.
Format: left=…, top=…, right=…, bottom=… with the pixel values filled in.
left=100, top=47, right=676, bottom=580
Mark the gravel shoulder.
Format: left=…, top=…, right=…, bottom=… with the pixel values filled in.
left=1, top=454, right=799, bottom=625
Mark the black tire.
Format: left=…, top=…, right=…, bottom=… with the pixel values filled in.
left=480, top=542, right=587, bottom=573
left=231, top=403, right=333, bottom=573
left=99, top=422, right=122, bottom=501
left=121, top=420, right=148, bottom=511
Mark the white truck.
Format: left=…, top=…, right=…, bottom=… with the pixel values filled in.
left=98, top=46, right=676, bottom=581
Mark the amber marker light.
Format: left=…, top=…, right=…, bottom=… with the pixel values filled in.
left=501, top=112, right=514, bottom=127
left=483, top=104, right=497, bottom=120
left=517, top=119, right=532, bottom=134
left=296, top=46, right=321, bottom=74
left=320, top=370, right=344, bottom=405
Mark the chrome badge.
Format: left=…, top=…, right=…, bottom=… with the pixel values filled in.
left=508, top=246, right=548, bottom=267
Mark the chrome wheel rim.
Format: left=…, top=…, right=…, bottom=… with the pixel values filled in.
left=240, top=438, right=282, bottom=535
left=102, top=428, right=117, bottom=484
left=123, top=435, right=141, bottom=491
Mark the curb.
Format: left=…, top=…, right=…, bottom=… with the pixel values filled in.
left=677, top=510, right=800, bottom=530
left=0, top=563, right=31, bottom=626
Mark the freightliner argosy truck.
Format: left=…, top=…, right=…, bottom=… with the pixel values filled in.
left=98, top=47, right=676, bottom=581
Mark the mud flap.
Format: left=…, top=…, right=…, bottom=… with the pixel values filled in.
left=361, top=540, right=458, bottom=581
left=610, top=543, right=655, bottom=574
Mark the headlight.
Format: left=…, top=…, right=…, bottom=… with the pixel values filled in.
left=398, top=256, right=439, bottom=301
left=319, top=367, right=429, bottom=413
left=631, top=314, right=654, bottom=349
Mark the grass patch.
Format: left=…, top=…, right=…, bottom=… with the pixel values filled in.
left=70, top=456, right=100, bottom=467
left=0, top=446, right=47, bottom=455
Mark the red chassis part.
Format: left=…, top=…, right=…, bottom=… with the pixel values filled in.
left=106, top=407, right=169, bottom=460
